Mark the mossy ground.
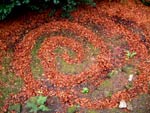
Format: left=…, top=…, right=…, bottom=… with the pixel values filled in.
left=66, top=94, right=150, bottom=113
left=55, top=42, right=99, bottom=75
left=31, top=30, right=99, bottom=77
left=31, top=36, right=45, bottom=79
left=0, top=51, right=23, bottom=110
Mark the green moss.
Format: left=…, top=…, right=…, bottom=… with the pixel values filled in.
left=104, top=91, right=113, bottom=98
left=87, top=109, right=98, bottom=113
left=110, top=108, right=126, bottom=113
left=56, top=57, right=87, bottom=74
left=67, top=105, right=78, bottom=113
left=0, top=55, right=23, bottom=109
left=99, top=80, right=112, bottom=89
left=31, top=32, right=100, bottom=76
left=67, top=48, right=76, bottom=58
left=54, top=47, right=65, bottom=55
left=56, top=42, right=99, bottom=75
left=31, top=58, right=43, bottom=79
left=31, top=36, right=45, bottom=79
left=54, top=47, right=76, bottom=58
left=86, top=42, right=99, bottom=56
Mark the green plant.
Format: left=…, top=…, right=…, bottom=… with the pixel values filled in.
left=0, top=0, right=96, bottom=20
left=26, top=95, right=50, bottom=113
left=0, top=0, right=31, bottom=20
left=125, top=50, right=137, bottom=59
left=81, top=87, right=89, bottom=94
left=141, top=0, right=150, bottom=6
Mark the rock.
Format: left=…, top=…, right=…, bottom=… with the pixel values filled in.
left=119, top=100, right=127, bottom=108
left=127, top=102, right=133, bottom=111
left=128, top=74, right=133, bottom=81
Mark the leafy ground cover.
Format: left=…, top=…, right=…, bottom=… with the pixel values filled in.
left=0, top=0, right=150, bottom=113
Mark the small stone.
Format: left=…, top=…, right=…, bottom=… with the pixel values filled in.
left=127, top=102, right=133, bottom=111
left=119, top=100, right=127, bottom=108
left=91, top=57, right=95, bottom=61
left=128, top=74, right=133, bottom=81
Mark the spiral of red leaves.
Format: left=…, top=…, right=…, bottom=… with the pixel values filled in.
left=11, top=19, right=150, bottom=110
left=1, top=1, right=149, bottom=112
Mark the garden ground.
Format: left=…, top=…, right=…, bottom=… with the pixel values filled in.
left=0, top=0, right=150, bottom=113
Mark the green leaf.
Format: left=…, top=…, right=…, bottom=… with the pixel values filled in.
left=29, top=107, right=38, bottom=113
left=39, top=105, right=50, bottom=111
left=22, top=0, right=30, bottom=4
left=81, top=87, right=89, bottom=94
left=130, top=52, right=136, bottom=58
left=37, top=96, right=47, bottom=105
left=53, top=0, right=60, bottom=4
left=26, top=102, right=37, bottom=109
left=15, top=0, right=21, bottom=6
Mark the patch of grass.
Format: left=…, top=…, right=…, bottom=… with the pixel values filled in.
left=31, top=36, right=45, bottom=79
